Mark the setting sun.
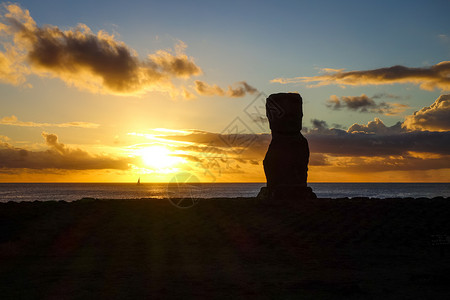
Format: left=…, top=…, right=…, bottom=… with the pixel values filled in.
left=138, top=146, right=183, bottom=169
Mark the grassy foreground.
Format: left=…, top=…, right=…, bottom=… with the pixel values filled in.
left=0, top=197, right=449, bottom=299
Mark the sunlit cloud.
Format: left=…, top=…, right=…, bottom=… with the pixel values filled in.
left=181, top=87, right=197, bottom=99
left=403, top=94, right=450, bottom=131
left=0, top=115, right=99, bottom=128
left=347, top=118, right=403, bottom=134
left=0, top=4, right=201, bottom=96
left=194, top=80, right=258, bottom=97
left=0, top=135, right=10, bottom=143
left=152, top=128, right=194, bottom=134
left=272, top=61, right=450, bottom=91
left=128, top=129, right=269, bottom=179
left=0, top=4, right=258, bottom=99
left=148, top=96, right=450, bottom=173
left=139, top=117, right=449, bottom=174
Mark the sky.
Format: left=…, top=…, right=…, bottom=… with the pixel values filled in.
left=0, top=0, right=449, bottom=183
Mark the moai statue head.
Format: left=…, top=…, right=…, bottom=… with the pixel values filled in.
left=266, top=93, right=303, bottom=134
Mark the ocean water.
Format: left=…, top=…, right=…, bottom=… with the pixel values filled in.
left=0, top=182, right=449, bottom=202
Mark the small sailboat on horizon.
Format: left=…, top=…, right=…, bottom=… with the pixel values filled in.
left=137, top=177, right=141, bottom=185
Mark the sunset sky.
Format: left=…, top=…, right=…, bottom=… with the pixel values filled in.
left=1, top=0, right=449, bottom=183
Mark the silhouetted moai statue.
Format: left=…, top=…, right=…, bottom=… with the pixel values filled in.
left=259, top=93, right=316, bottom=200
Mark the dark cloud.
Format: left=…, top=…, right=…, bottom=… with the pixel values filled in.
left=403, top=94, right=450, bottom=131
left=323, top=155, right=450, bottom=172
left=307, top=127, right=449, bottom=157
left=165, top=116, right=447, bottom=158
left=310, top=119, right=329, bottom=132
left=372, top=93, right=407, bottom=100
left=0, top=132, right=132, bottom=170
left=326, top=94, right=409, bottom=115
left=227, top=81, right=258, bottom=97
left=272, top=61, right=450, bottom=91
left=42, top=132, right=66, bottom=154
left=309, top=153, right=329, bottom=166
left=194, top=80, right=258, bottom=97
left=249, top=114, right=268, bottom=124
left=331, top=123, right=345, bottom=129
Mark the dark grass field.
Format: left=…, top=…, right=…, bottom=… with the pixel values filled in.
left=0, top=197, right=449, bottom=299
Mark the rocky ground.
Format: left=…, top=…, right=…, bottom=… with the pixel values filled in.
left=0, top=197, right=449, bottom=299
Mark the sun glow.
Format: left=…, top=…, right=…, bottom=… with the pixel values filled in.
left=138, top=145, right=183, bottom=169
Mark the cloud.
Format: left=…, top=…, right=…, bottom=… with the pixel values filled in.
left=0, top=132, right=132, bottom=170
left=403, top=94, right=450, bottom=131
left=309, top=153, right=329, bottom=166
left=131, top=129, right=270, bottom=177
left=372, top=92, right=407, bottom=100
left=42, top=132, right=66, bottom=154
left=321, top=155, right=450, bottom=173
left=0, top=4, right=201, bottom=95
left=0, top=4, right=256, bottom=99
left=306, top=120, right=449, bottom=157
left=438, top=34, right=450, bottom=43
left=0, top=115, right=99, bottom=128
left=181, top=87, right=197, bottom=100
left=147, top=41, right=201, bottom=78
left=249, top=114, right=268, bottom=124
left=194, top=80, right=258, bottom=97
left=307, top=95, right=450, bottom=161
left=272, top=61, right=450, bottom=91
left=141, top=113, right=449, bottom=174
left=0, top=135, right=10, bottom=143
left=0, top=44, right=28, bottom=85
left=347, top=118, right=403, bottom=134
left=327, top=94, right=375, bottom=111
left=227, top=81, right=258, bottom=97
left=310, top=119, right=329, bottom=132
left=326, top=94, right=409, bottom=115
left=194, top=80, right=225, bottom=96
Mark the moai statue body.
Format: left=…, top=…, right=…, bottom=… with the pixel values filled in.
left=260, top=93, right=316, bottom=200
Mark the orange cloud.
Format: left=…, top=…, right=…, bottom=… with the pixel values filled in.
left=0, top=115, right=99, bottom=128
left=272, top=61, right=450, bottom=91
left=194, top=80, right=258, bottom=97
left=403, top=94, right=450, bottom=131
left=194, top=80, right=225, bottom=96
